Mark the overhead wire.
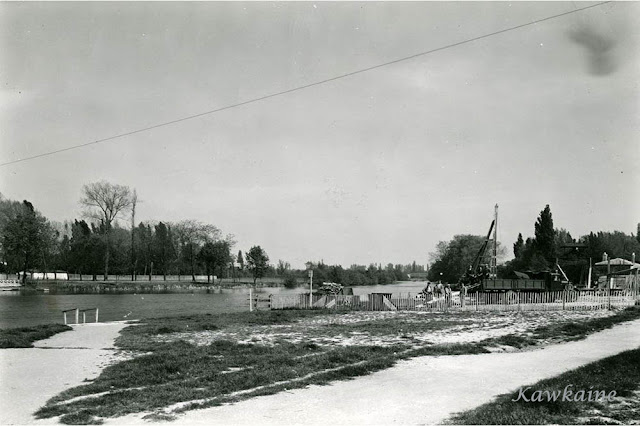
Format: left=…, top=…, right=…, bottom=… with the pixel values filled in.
left=0, top=1, right=611, bottom=168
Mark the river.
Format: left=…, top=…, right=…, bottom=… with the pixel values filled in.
left=0, top=281, right=428, bottom=328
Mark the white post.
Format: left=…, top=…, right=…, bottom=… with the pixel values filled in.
left=309, top=270, right=313, bottom=308
left=83, top=311, right=86, bottom=323
left=249, top=288, right=253, bottom=312
left=95, top=308, right=99, bottom=323
left=632, top=253, right=636, bottom=293
left=63, top=312, right=67, bottom=325
left=75, top=308, right=79, bottom=324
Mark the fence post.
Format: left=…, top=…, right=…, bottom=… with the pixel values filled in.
left=75, top=308, right=79, bottom=324
left=96, top=308, right=99, bottom=323
left=562, top=291, right=565, bottom=310
left=83, top=311, right=86, bottom=323
left=249, top=288, right=253, bottom=312
left=63, top=311, right=67, bottom=325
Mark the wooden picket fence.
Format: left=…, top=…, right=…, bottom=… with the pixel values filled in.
left=268, top=290, right=639, bottom=312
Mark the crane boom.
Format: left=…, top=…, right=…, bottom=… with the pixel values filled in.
left=471, top=219, right=495, bottom=273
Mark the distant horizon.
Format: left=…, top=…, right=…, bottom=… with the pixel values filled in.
left=1, top=2, right=638, bottom=269
left=3, top=188, right=637, bottom=271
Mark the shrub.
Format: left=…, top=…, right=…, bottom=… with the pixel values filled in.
left=283, top=273, right=298, bottom=289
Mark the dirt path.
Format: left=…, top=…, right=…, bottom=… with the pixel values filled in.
left=109, top=318, right=640, bottom=425
left=0, top=322, right=129, bottom=425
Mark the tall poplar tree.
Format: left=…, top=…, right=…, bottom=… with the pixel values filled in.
left=534, top=205, right=556, bottom=266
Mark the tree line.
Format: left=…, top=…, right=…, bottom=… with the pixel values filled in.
left=428, top=204, right=640, bottom=285
left=272, top=260, right=413, bottom=289
left=0, top=182, right=271, bottom=284
left=0, top=181, right=425, bottom=286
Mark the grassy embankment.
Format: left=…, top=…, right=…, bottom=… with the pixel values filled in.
left=0, top=324, right=72, bottom=348
left=35, top=306, right=640, bottom=425
left=447, top=347, right=640, bottom=424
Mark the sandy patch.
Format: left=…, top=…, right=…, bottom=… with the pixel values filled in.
left=154, top=309, right=615, bottom=348
left=0, top=322, right=130, bottom=425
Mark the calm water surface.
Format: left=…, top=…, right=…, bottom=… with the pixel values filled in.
left=0, top=281, right=428, bottom=328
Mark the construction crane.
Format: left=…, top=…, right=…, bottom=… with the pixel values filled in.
left=460, top=206, right=498, bottom=289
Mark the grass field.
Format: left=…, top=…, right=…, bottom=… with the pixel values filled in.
left=0, top=324, right=72, bottom=348
left=447, top=347, right=640, bottom=424
left=33, top=306, right=640, bottom=425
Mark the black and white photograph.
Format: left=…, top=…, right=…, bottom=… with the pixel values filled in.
left=1, top=1, right=639, bottom=425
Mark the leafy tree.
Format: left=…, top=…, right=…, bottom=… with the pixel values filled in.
left=534, top=204, right=556, bottom=266
left=136, top=223, right=154, bottom=278
left=198, top=240, right=232, bottom=283
left=69, top=220, right=92, bottom=279
left=276, top=260, right=290, bottom=276
left=579, top=231, right=640, bottom=262
left=173, top=220, right=221, bottom=281
left=108, top=225, right=132, bottom=275
left=554, top=228, right=574, bottom=247
left=80, top=181, right=133, bottom=279
left=153, top=222, right=175, bottom=280
left=1, top=200, right=54, bottom=283
left=246, top=245, right=269, bottom=285
left=282, top=272, right=298, bottom=288
left=57, top=234, right=71, bottom=273
left=429, top=234, right=506, bottom=283
left=237, top=250, right=244, bottom=270
left=513, top=233, right=524, bottom=258
left=328, top=265, right=344, bottom=283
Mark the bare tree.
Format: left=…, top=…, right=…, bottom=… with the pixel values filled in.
left=80, top=181, right=133, bottom=280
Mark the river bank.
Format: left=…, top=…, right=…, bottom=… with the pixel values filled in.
left=126, top=318, right=639, bottom=426
left=3, top=313, right=639, bottom=425
left=11, top=279, right=282, bottom=295
left=21, top=305, right=640, bottom=424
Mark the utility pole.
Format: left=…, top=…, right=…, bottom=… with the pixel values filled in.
left=130, top=190, right=138, bottom=281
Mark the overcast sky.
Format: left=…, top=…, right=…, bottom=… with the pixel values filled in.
left=1, top=2, right=638, bottom=268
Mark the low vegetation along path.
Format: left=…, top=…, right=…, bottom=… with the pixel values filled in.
left=0, top=322, right=129, bottom=425
left=110, top=318, right=640, bottom=425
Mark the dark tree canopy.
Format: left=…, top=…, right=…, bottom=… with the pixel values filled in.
left=1, top=200, right=55, bottom=283
left=428, top=234, right=505, bottom=283
left=513, top=233, right=524, bottom=259
left=246, top=245, right=269, bottom=284
left=198, top=240, right=232, bottom=283
left=534, top=204, right=556, bottom=266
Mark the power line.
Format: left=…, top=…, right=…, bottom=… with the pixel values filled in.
left=1, top=1, right=610, bottom=168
